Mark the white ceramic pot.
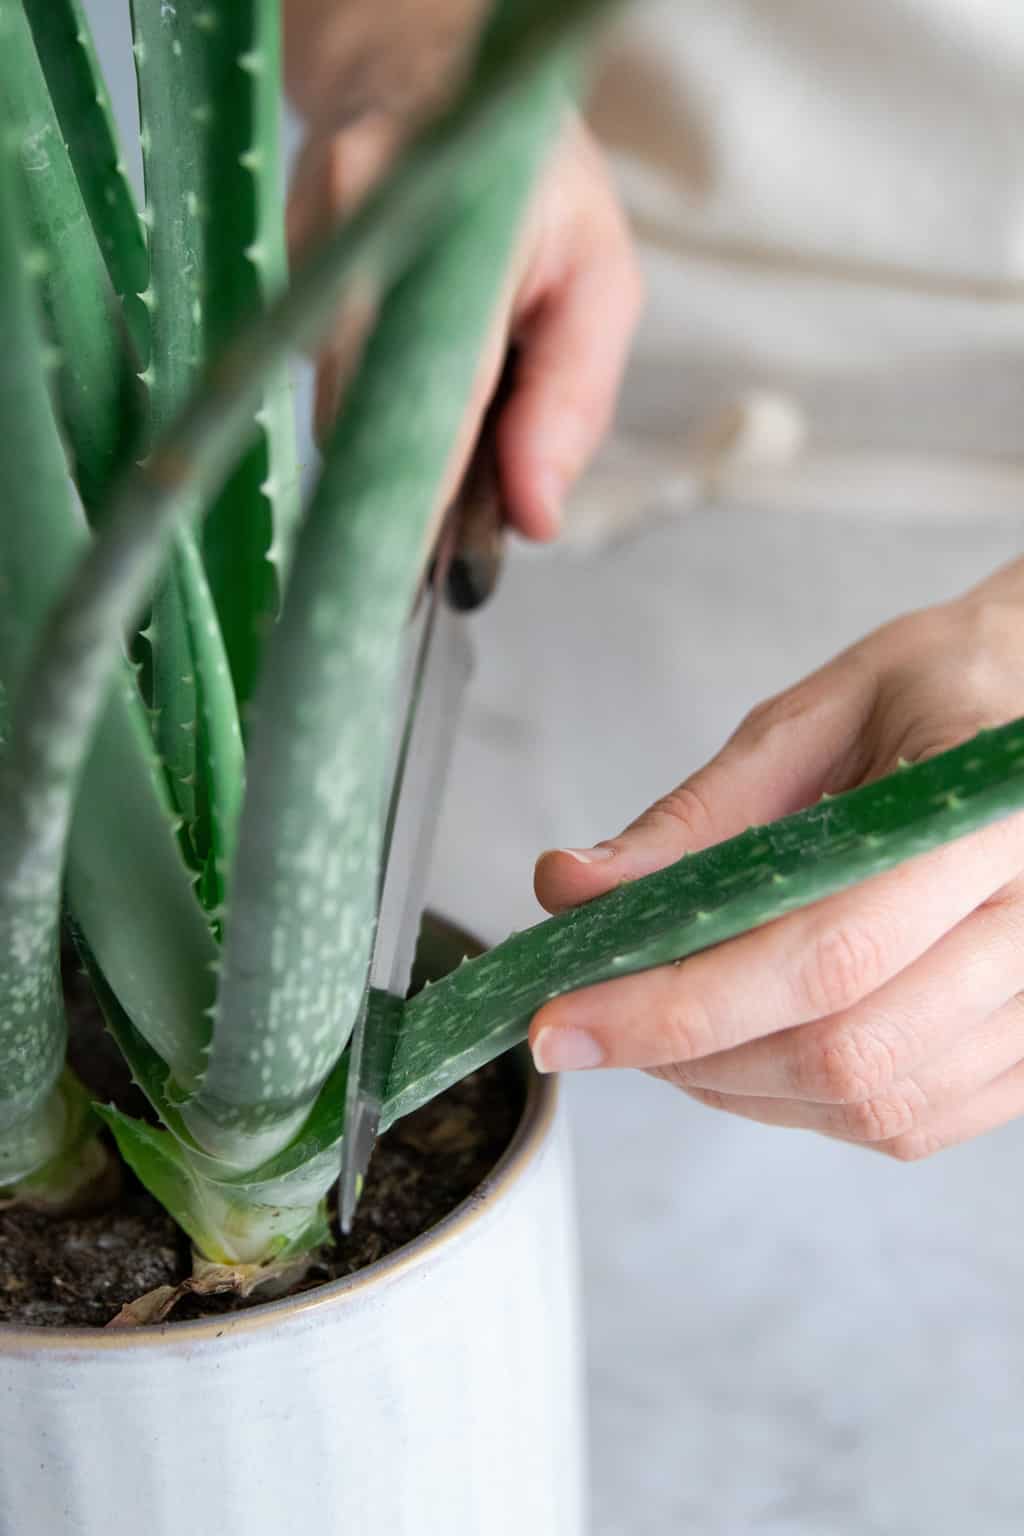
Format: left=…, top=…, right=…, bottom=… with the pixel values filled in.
left=0, top=1060, right=585, bottom=1536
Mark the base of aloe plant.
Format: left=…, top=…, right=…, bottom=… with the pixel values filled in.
left=2, top=1136, right=120, bottom=1216
left=0, top=916, right=524, bottom=1327
left=108, top=1249, right=316, bottom=1327
left=0, top=1061, right=521, bottom=1330
left=0, top=1071, right=118, bottom=1215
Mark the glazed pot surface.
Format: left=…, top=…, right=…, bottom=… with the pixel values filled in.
left=0, top=1057, right=584, bottom=1536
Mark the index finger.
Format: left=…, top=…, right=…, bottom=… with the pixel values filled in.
left=529, top=814, right=1024, bottom=1074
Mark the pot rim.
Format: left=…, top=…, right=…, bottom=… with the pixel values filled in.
left=0, top=1057, right=556, bottom=1353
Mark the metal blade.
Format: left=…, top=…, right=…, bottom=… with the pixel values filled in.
left=339, top=577, right=473, bottom=1233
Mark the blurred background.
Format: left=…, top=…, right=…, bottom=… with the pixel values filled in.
left=88, top=2, right=1024, bottom=1529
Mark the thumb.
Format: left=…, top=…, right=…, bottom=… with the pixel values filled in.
left=534, top=666, right=875, bottom=914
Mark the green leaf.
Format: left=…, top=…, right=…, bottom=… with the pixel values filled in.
left=196, top=0, right=301, bottom=712
left=174, top=532, right=245, bottom=908
left=0, top=1, right=141, bottom=513
left=0, top=9, right=216, bottom=1103
left=382, top=722, right=1024, bottom=1124
left=85, top=940, right=335, bottom=1262
left=97, top=1104, right=331, bottom=1263
left=65, top=682, right=217, bottom=1092
left=22, top=0, right=149, bottom=357
left=94, top=1107, right=208, bottom=1246
left=0, top=1068, right=106, bottom=1203
left=195, top=54, right=572, bottom=1157
left=129, top=0, right=302, bottom=680
left=145, top=534, right=243, bottom=913
left=0, top=47, right=80, bottom=1136
left=130, top=0, right=247, bottom=899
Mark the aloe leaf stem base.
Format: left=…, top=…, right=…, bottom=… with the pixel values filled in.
left=0, top=1070, right=111, bottom=1211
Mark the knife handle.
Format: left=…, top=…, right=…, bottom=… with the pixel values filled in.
left=445, top=360, right=515, bottom=613
left=446, top=437, right=504, bottom=612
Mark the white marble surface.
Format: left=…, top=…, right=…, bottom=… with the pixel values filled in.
left=429, top=496, right=1024, bottom=1535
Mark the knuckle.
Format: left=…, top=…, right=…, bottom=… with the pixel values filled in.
left=643, top=782, right=718, bottom=849
left=802, top=1025, right=900, bottom=1104
left=735, top=695, right=787, bottom=750
left=883, top=1127, right=946, bottom=1163
left=735, top=682, right=820, bottom=748
left=798, top=921, right=886, bottom=1018
left=656, top=991, right=718, bottom=1065
left=841, top=1087, right=921, bottom=1144
left=795, top=1025, right=885, bottom=1102
left=896, top=721, right=988, bottom=767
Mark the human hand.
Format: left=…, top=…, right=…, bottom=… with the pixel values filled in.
left=531, top=560, right=1024, bottom=1161
left=286, top=110, right=642, bottom=540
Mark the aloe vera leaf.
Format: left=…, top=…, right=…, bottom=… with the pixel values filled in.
left=89, top=942, right=344, bottom=1189
left=65, top=682, right=216, bottom=1091
left=96, top=1106, right=331, bottom=1263
left=99, top=1091, right=326, bottom=1265
left=1, top=1069, right=109, bottom=1206
left=87, top=958, right=333, bottom=1261
left=0, top=81, right=113, bottom=1188
left=89, top=926, right=346, bottom=1190
left=0, top=2, right=141, bottom=513
left=129, top=0, right=298, bottom=731
left=0, top=439, right=215, bottom=1100
left=93, top=1107, right=202, bottom=1242
left=2, top=8, right=220, bottom=1080
left=146, top=563, right=199, bottom=843
left=146, top=537, right=243, bottom=911
left=3, top=0, right=617, bottom=997
left=194, top=60, right=572, bottom=1162
left=0, top=17, right=216, bottom=1102
left=22, top=0, right=149, bottom=358
left=175, top=531, right=245, bottom=906
left=130, top=0, right=245, bottom=893
left=197, top=0, right=301, bottom=712
left=381, top=722, right=1024, bottom=1125
left=0, top=64, right=78, bottom=1144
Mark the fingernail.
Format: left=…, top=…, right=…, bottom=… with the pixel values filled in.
left=532, top=1027, right=606, bottom=1074
left=556, top=846, right=616, bottom=865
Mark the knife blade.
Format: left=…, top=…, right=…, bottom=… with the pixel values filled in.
left=338, top=424, right=506, bottom=1234
left=338, top=562, right=471, bottom=1233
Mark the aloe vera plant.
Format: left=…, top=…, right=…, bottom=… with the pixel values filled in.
left=2, top=0, right=1024, bottom=1294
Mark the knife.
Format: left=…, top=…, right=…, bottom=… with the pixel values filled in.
left=338, top=402, right=506, bottom=1235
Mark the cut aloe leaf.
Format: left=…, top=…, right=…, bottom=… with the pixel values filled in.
left=383, top=722, right=1024, bottom=1125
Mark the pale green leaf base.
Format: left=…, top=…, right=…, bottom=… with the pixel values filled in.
left=0, top=1069, right=110, bottom=1210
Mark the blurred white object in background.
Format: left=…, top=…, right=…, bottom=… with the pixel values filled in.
left=572, top=0, right=1024, bottom=544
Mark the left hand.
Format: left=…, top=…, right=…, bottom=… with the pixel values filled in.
left=530, top=559, right=1024, bottom=1162
left=286, top=108, right=642, bottom=541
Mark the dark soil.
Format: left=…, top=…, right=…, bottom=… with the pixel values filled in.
left=0, top=943, right=524, bottom=1330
